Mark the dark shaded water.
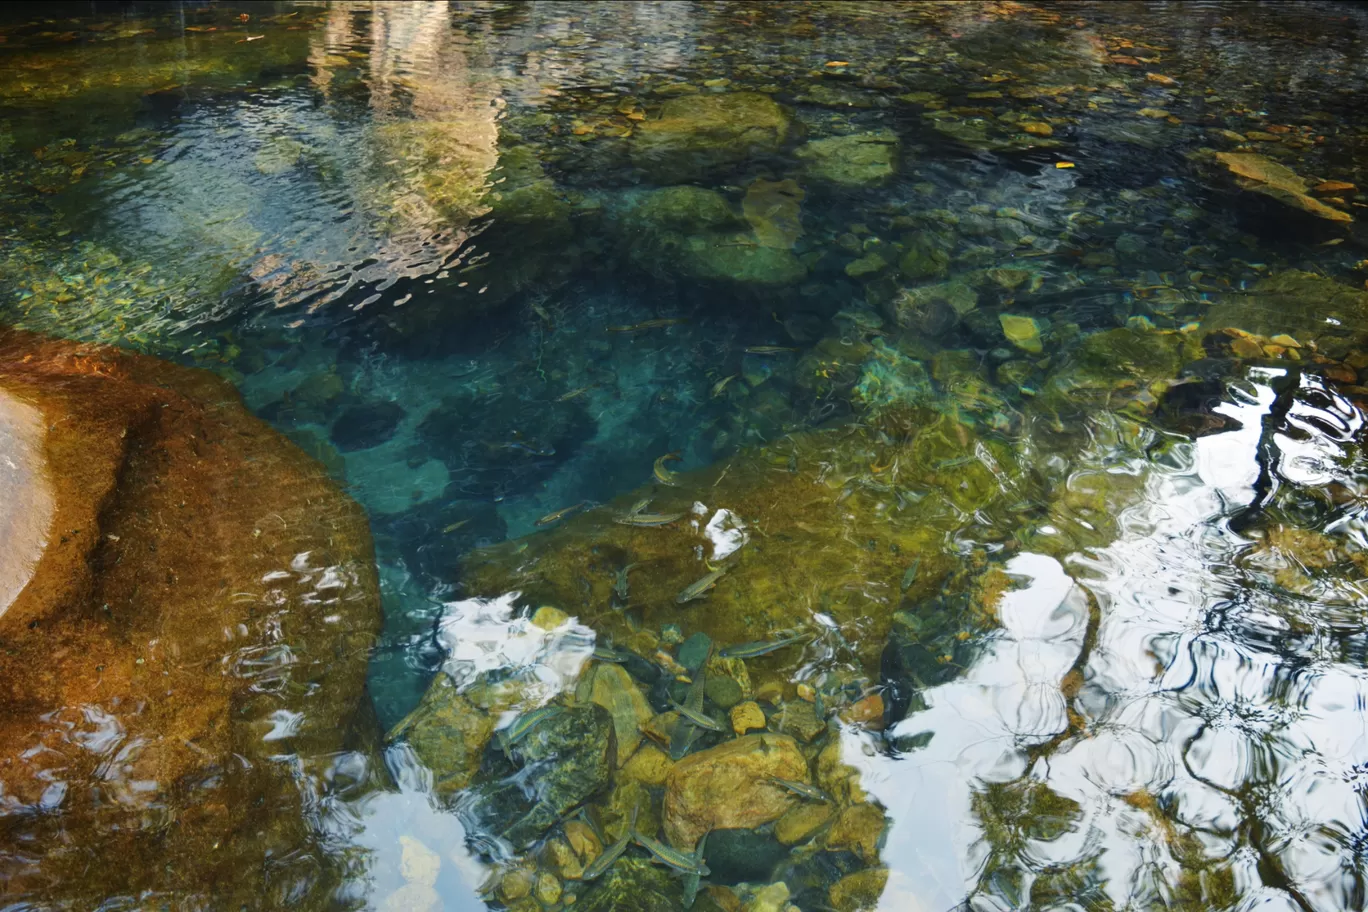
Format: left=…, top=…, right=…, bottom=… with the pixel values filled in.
left=7, top=2, right=1368, bottom=910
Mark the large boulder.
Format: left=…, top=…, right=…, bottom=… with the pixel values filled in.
left=662, top=733, right=809, bottom=848
left=460, top=417, right=1024, bottom=691
left=796, top=130, right=900, bottom=187
left=0, top=329, right=381, bottom=909
left=622, top=186, right=806, bottom=288
left=631, top=92, right=793, bottom=183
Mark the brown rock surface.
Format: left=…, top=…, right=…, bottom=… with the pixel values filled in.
left=662, top=732, right=809, bottom=848
left=0, top=329, right=381, bottom=908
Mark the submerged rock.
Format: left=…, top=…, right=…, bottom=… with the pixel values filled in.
left=663, top=732, right=809, bottom=848
left=331, top=400, right=406, bottom=451
left=391, top=675, right=495, bottom=797
left=632, top=92, right=793, bottom=183
left=577, top=660, right=655, bottom=766
left=0, top=329, right=381, bottom=908
left=1213, top=151, right=1352, bottom=224
left=796, top=130, right=900, bottom=187
left=623, top=185, right=807, bottom=287
left=1202, top=270, right=1368, bottom=360
left=468, top=704, right=615, bottom=849
left=578, top=858, right=685, bottom=912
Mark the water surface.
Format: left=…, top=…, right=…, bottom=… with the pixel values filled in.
left=5, top=2, right=1368, bottom=910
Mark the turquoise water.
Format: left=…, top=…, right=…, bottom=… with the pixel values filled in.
left=6, top=2, right=1368, bottom=910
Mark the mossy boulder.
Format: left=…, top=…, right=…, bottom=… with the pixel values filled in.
left=885, top=280, right=978, bottom=334
left=623, top=186, right=807, bottom=287
left=460, top=421, right=1023, bottom=690
left=1202, top=270, right=1368, bottom=360
left=466, top=704, right=615, bottom=849
left=663, top=733, right=808, bottom=848
left=389, top=675, right=495, bottom=798
left=632, top=92, right=793, bottom=182
left=796, top=130, right=900, bottom=187
left=578, top=858, right=685, bottom=912
left=0, top=329, right=381, bottom=909
left=1039, top=326, right=1200, bottom=417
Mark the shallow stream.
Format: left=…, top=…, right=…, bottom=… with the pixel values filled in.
left=6, top=2, right=1368, bottom=910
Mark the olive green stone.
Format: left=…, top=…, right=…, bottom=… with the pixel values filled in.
left=704, top=675, right=744, bottom=710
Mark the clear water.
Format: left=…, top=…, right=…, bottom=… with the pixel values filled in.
left=5, top=2, right=1368, bottom=910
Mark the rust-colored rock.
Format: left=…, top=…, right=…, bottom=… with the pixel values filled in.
left=0, top=329, right=381, bottom=908
left=662, top=732, right=809, bottom=848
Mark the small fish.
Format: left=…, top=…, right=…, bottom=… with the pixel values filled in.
left=557, top=385, right=595, bottom=402
left=767, top=778, right=831, bottom=802
left=627, top=496, right=652, bottom=516
left=582, top=803, right=638, bottom=881
left=654, top=451, right=683, bottom=486
left=442, top=519, right=471, bottom=535
left=675, top=566, right=726, bottom=604
left=718, top=633, right=809, bottom=659
left=593, top=645, right=627, bottom=663
left=582, top=809, right=634, bottom=880
left=493, top=440, right=557, bottom=457
left=497, top=705, right=563, bottom=755
left=633, top=829, right=710, bottom=875
left=607, top=318, right=686, bottom=333
left=535, top=502, right=586, bottom=527
left=682, top=832, right=709, bottom=908
left=615, top=510, right=687, bottom=527
left=612, top=563, right=638, bottom=607
left=900, top=558, right=922, bottom=592
left=672, top=650, right=710, bottom=760
left=743, top=346, right=799, bottom=354
left=710, top=374, right=737, bottom=398
left=671, top=700, right=726, bottom=732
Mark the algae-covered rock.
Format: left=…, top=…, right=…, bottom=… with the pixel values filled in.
left=828, top=867, right=890, bottom=912
left=796, top=130, right=900, bottom=187
left=999, top=314, right=1043, bottom=353
left=467, top=704, right=615, bottom=848
left=663, top=733, right=809, bottom=848
left=825, top=803, right=888, bottom=863
left=393, top=675, right=496, bottom=797
left=632, top=92, right=793, bottom=182
left=743, top=178, right=805, bottom=248
left=774, top=802, right=835, bottom=845
left=631, top=185, right=746, bottom=234
left=623, top=186, right=807, bottom=287
left=898, top=233, right=951, bottom=281
left=1202, top=270, right=1368, bottom=360
left=1039, top=326, right=1197, bottom=416
left=1213, top=151, right=1352, bottom=224
left=0, top=329, right=381, bottom=909
left=577, top=660, right=655, bottom=766
left=578, top=858, right=685, bottom=912
left=886, top=280, right=978, bottom=333
left=851, top=338, right=936, bottom=426
left=461, top=420, right=1020, bottom=685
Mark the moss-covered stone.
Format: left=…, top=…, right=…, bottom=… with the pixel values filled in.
left=578, top=858, right=685, bottom=912
left=828, top=867, right=890, bottom=912
left=1039, top=326, right=1198, bottom=417
left=1202, top=270, right=1368, bottom=360
left=393, top=675, right=495, bottom=797
left=623, top=186, right=807, bottom=287
left=663, top=733, right=808, bottom=848
left=632, top=92, right=793, bottom=182
left=898, top=233, right=951, bottom=281
left=796, top=130, right=900, bottom=187
left=886, top=280, right=978, bottom=334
